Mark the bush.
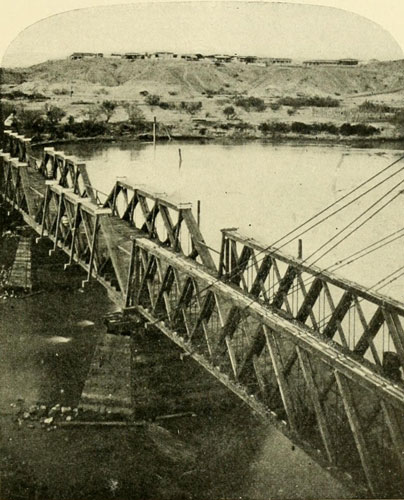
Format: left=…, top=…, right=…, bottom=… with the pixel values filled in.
left=270, top=102, right=282, bottom=111
left=339, top=123, right=379, bottom=136
left=223, top=106, right=236, bottom=119
left=235, top=96, right=266, bottom=112
left=124, top=103, right=146, bottom=127
left=46, top=105, right=66, bottom=126
left=63, top=120, right=109, bottom=137
left=358, top=101, right=393, bottom=113
left=13, top=108, right=47, bottom=136
left=277, top=95, right=340, bottom=108
left=145, top=94, right=161, bottom=106
left=52, top=88, right=69, bottom=96
left=258, top=120, right=379, bottom=137
left=180, top=101, right=202, bottom=114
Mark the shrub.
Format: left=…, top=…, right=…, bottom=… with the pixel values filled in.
left=13, top=108, right=47, bottom=136
left=223, top=106, right=236, bottom=119
left=63, top=120, right=109, bottom=138
left=100, top=100, right=117, bottom=122
left=46, top=105, right=66, bottom=126
left=277, top=95, right=340, bottom=108
left=52, top=88, right=69, bottom=95
left=358, top=101, right=393, bottom=113
left=145, top=94, right=161, bottom=106
left=235, top=96, right=266, bottom=112
left=124, top=103, right=146, bottom=127
left=180, top=101, right=202, bottom=114
left=339, top=123, right=379, bottom=136
left=270, top=102, right=282, bottom=111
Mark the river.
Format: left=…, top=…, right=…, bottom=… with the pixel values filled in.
left=59, top=140, right=404, bottom=300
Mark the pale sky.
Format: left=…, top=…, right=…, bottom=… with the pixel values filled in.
left=1, top=0, right=404, bottom=67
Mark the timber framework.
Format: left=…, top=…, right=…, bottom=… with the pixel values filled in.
left=1, top=130, right=404, bottom=497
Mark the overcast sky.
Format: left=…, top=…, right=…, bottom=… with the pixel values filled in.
left=1, top=1, right=403, bottom=67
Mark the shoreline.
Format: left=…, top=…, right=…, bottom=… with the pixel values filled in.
left=33, top=132, right=404, bottom=150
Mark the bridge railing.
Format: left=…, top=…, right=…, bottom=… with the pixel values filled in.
left=102, top=178, right=216, bottom=271
left=126, top=233, right=404, bottom=496
left=218, top=229, right=404, bottom=383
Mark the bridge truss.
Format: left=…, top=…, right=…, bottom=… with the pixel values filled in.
left=1, top=130, right=404, bottom=496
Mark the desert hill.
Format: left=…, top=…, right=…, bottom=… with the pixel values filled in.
left=3, top=58, right=404, bottom=100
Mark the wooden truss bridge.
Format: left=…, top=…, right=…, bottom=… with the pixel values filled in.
left=1, top=130, right=404, bottom=496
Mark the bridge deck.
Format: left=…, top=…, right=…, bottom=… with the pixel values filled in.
left=7, top=236, right=32, bottom=291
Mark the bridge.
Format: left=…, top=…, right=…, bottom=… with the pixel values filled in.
left=1, top=130, right=404, bottom=497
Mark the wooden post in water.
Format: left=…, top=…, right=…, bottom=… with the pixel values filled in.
left=153, top=116, right=157, bottom=147
left=178, top=148, right=182, bottom=168
left=197, top=200, right=201, bottom=227
left=298, top=239, right=303, bottom=259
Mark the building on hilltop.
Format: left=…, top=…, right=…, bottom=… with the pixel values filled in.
left=123, top=53, right=145, bottom=60
left=148, top=52, right=177, bottom=59
left=181, top=54, right=203, bottom=61
left=70, top=52, right=104, bottom=60
left=303, top=58, right=359, bottom=66
left=337, top=58, right=359, bottom=66
left=265, top=57, right=292, bottom=65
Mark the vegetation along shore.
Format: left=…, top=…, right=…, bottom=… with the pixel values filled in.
left=2, top=58, right=404, bottom=145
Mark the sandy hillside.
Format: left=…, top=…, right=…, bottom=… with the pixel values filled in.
left=3, top=58, right=404, bottom=100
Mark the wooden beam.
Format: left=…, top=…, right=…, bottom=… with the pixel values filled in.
left=382, top=309, right=404, bottom=372
left=272, top=263, right=298, bottom=311
left=335, top=371, right=377, bottom=495
left=354, top=307, right=384, bottom=357
left=296, top=276, right=323, bottom=329
left=263, top=325, right=297, bottom=433
left=296, top=346, right=335, bottom=464
left=322, top=289, right=353, bottom=343
left=182, top=208, right=216, bottom=271
left=380, top=400, right=404, bottom=480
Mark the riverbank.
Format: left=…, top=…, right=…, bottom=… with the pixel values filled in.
left=32, top=131, right=404, bottom=150
left=3, top=57, right=404, bottom=148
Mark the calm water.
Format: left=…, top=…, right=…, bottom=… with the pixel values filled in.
left=60, top=140, right=404, bottom=301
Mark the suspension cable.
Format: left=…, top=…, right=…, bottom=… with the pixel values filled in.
left=309, top=189, right=402, bottom=266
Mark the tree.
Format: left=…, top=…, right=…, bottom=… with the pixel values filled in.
left=46, top=105, right=66, bottom=126
left=124, top=103, right=146, bottom=127
left=100, top=100, right=117, bottom=122
left=223, top=106, right=236, bottom=120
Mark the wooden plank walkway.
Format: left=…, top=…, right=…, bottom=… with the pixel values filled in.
left=8, top=236, right=32, bottom=291
left=79, top=334, right=133, bottom=416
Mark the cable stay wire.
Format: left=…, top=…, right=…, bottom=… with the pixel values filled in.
left=266, top=226, right=404, bottom=299
left=143, top=154, right=404, bottom=328
left=188, top=153, right=404, bottom=306
left=315, top=263, right=404, bottom=331
left=264, top=183, right=404, bottom=297
left=307, top=188, right=403, bottom=266
left=330, top=227, right=404, bottom=271
left=272, top=158, right=404, bottom=256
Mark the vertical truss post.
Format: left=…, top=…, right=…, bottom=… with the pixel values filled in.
left=36, top=180, right=58, bottom=243
left=64, top=201, right=81, bottom=270
left=82, top=212, right=99, bottom=287
left=125, top=238, right=137, bottom=308
left=81, top=208, right=111, bottom=287
left=49, top=187, right=72, bottom=256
